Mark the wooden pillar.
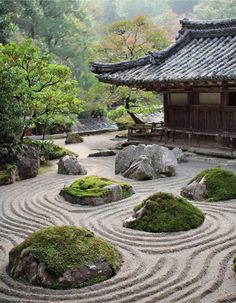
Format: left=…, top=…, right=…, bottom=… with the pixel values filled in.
left=163, top=93, right=169, bottom=128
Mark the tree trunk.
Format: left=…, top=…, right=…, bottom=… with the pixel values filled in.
left=125, top=96, right=144, bottom=124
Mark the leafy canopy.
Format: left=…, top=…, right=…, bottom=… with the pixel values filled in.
left=0, top=39, right=83, bottom=141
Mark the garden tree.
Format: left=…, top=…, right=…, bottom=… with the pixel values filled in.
left=91, top=16, right=170, bottom=122
left=193, top=0, right=236, bottom=19
left=0, top=40, right=83, bottom=142
left=2, top=0, right=94, bottom=85
left=169, top=0, right=200, bottom=15
left=0, top=0, right=19, bottom=44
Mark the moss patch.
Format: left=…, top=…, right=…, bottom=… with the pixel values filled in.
left=190, top=167, right=236, bottom=201
left=127, top=192, right=204, bottom=232
left=10, top=226, right=122, bottom=278
left=64, top=175, right=133, bottom=199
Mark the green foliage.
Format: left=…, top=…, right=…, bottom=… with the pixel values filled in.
left=0, top=39, right=82, bottom=142
left=191, top=167, right=236, bottom=201
left=233, top=257, right=236, bottom=273
left=0, top=164, right=17, bottom=183
left=128, top=192, right=205, bottom=232
left=10, top=226, right=122, bottom=281
left=64, top=175, right=133, bottom=198
left=24, top=139, right=75, bottom=160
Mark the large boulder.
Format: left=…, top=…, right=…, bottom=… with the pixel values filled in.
left=8, top=226, right=122, bottom=289
left=15, top=145, right=40, bottom=179
left=115, top=144, right=178, bottom=180
left=58, top=155, right=87, bottom=175
left=65, top=133, right=83, bottom=144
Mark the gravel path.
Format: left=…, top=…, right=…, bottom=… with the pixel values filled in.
left=0, top=133, right=236, bottom=303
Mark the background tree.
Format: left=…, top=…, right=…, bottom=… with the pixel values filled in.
left=193, top=0, right=236, bottom=19
left=0, top=40, right=83, bottom=142
left=91, top=16, right=169, bottom=122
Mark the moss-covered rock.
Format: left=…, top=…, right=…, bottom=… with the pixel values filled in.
left=123, top=192, right=204, bottom=232
left=182, top=167, right=236, bottom=202
left=60, top=175, right=134, bottom=206
left=8, top=226, right=122, bottom=289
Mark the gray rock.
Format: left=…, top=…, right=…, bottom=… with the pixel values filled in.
left=88, top=150, right=116, bottom=157
left=15, top=145, right=40, bottom=180
left=58, top=155, right=87, bottom=175
left=115, top=144, right=178, bottom=180
left=122, top=155, right=156, bottom=180
left=104, top=183, right=123, bottom=201
left=59, top=259, right=112, bottom=288
left=181, top=177, right=207, bottom=201
left=172, top=147, right=186, bottom=162
left=8, top=249, right=112, bottom=289
left=65, top=133, right=83, bottom=144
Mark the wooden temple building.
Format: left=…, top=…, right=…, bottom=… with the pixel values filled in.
left=91, top=18, right=236, bottom=157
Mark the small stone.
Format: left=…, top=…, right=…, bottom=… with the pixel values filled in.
left=88, top=150, right=116, bottom=157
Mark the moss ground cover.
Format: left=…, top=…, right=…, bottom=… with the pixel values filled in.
left=64, top=175, right=133, bottom=198
left=10, top=226, right=122, bottom=279
left=127, top=192, right=204, bottom=232
left=190, top=167, right=236, bottom=201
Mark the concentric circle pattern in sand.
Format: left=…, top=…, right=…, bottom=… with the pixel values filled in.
left=0, top=156, right=236, bottom=303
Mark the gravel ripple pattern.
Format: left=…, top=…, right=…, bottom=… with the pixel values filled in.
left=0, top=151, right=236, bottom=303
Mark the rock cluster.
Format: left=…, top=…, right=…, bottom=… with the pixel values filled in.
left=115, top=144, right=178, bottom=180
left=58, top=155, right=87, bottom=175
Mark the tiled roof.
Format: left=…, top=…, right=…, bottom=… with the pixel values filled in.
left=90, top=18, right=236, bottom=90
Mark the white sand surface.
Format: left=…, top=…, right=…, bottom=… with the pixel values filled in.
left=0, top=132, right=236, bottom=303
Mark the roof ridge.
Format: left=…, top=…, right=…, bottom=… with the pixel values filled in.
left=90, top=17, right=236, bottom=74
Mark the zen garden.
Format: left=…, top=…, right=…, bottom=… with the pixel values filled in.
left=1, top=0, right=236, bottom=302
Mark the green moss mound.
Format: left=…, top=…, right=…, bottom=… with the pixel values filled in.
left=10, top=226, right=122, bottom=288
left=190, top=167, right=236, bottom=201
left=64, top=175, right=132, bottom=198
left=127, top=192, right=205, bottom=232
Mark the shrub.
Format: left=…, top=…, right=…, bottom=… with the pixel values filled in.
left=126, top=192, right=205, bottom=232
